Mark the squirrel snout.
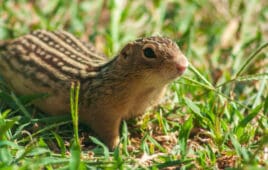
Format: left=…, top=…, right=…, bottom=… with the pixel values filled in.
left=175, top=55, right=188, bottom=74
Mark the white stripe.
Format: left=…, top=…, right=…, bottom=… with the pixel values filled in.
left=40, top=31, right=97, bottom=65
left=26, top=35, right=89, bottom=70
left=58, top=31, right=106, bottom=62
left=28, top=53, right=69, bottom=80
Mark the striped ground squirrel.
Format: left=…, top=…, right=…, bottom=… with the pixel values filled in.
left=0, top=30, right=188, bottom=149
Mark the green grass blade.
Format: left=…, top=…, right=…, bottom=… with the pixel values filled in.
left=89, top=136, right=109, bottom=159
left=70, top=143, right=81, bottom=170
left=188, top=63, right=214, bottom=88
left=0, top=116, right=20, bottom=140
left=235, top=42, right=268, bottom=77
left=10, top=92, right=31, bottom=120
left=237, top=104, right=262, bottom=129
left=184, top=97, right=202, bottom=117
left=216, top=73, right=268, bottom=88
left=69, top=82, right=81, bottom=169
left=121, top=121, right=129, bottom=156
left=178, top=116, right=193, bottom=158
left=53, top=132, right=67, bottom=158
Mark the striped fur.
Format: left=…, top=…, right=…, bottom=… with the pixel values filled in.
left=0, top=30, right=108, bottom=86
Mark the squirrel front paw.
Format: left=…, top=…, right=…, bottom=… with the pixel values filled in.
left=105, top=135, right=120, bottom=150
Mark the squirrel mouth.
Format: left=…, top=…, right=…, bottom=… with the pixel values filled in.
left=167, top=67, right=187, bottom=80
left=176, top=66, right=187, bottom=76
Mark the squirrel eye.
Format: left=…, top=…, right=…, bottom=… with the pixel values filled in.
left=143, top=48, right=156, bottom=58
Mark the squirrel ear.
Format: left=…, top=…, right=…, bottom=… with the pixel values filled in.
left=120, top=43, right=133, bottom=60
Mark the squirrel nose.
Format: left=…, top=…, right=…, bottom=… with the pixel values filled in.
left=175, top=54, right=188, bottom=73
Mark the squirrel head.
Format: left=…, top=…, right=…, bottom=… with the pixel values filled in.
left=117, top=36, right=188, bottom=83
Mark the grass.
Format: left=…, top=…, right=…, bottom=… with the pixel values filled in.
left=0, top=0, right=268, bottom=169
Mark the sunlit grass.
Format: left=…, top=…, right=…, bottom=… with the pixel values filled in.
left=0, top=0, right=268, bottom=169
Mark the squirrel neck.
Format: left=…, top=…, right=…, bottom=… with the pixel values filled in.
left=78, top=55, right=168, bottom=112
left=80, top=56, right=136, bottom=104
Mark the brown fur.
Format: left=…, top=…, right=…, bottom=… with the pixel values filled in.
left=0, top=32, right=188, bottom=149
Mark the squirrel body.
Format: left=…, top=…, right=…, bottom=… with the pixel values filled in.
left=0, top=30, right=188, bottom=149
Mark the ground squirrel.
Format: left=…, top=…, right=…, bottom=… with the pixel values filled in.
left=0, top=30, right=188, bottom=149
